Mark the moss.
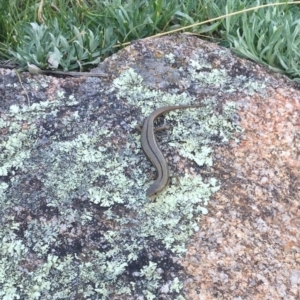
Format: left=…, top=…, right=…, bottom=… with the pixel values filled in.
left=0, top=49, right=265, bottom=299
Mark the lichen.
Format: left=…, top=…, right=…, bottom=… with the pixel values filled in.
left=0, top=48, right=265, bottom=299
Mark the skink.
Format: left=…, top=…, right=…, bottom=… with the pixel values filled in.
left=141, top=105, right=202, bottom=197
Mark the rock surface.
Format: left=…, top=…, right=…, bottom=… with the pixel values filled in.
left=0, top=34, right=299, bottom=299
left=182, top=62, right=300, bottom=298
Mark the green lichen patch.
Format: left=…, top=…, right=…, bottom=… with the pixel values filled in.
left=0, top=61, right=246, bottom=299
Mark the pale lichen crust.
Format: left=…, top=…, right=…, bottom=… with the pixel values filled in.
left=0, top=51, right=261, bottom=299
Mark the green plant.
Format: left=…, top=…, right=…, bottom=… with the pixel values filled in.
left=9, top=19, right=115, bottom=71
left=3, top=0, right=221, bottom=70
left=226, top=2, right=300, bottom=77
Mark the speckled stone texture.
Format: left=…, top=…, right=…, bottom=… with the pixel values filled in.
left=101, top=34, right=300, bottom=299
left=0, top=34, right=299, bottom=299
left=181, top=61, right=300, bottom=298
left=97, top=34, right=300, bottom=298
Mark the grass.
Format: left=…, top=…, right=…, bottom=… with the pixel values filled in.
left=0, top=0, right=300, bottom=78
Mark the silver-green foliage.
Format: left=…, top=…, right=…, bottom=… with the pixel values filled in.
left=9, top=19, right=113, bottom=71
left=223, top=0, right=300, bottom=78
